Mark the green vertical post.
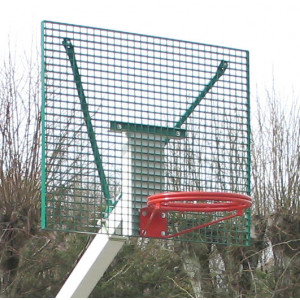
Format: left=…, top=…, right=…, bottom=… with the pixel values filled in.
left=41, top=21, right=47, bottom=229
left=246, top=51, right=251, bottom=196
left=246, top=51, right=251, bottom=245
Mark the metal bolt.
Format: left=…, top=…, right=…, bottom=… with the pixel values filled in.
left=142, top=210, right=147, bottom=217
left=161, top=231, right=166, bottom=236
left=161, top=213, right=166, bottom=218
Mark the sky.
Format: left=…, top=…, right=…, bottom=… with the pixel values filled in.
left=1, top=0, right=300, bottom=104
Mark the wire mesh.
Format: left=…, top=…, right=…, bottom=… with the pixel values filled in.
left=41, top=21, right=251, bottom=245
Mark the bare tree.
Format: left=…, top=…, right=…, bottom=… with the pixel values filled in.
left=0, top=48, right=41, bottom=291
left=252, top=90, right=300, bottom=297
left=1, top=42, right=299, bottom=297
left=170, top=88, right=299, bottom=297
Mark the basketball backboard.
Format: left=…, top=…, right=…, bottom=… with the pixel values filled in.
left=41, top=21, right=251, bottom=245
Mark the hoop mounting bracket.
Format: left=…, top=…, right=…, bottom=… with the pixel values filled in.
left=139, top=207, right=168, bottom=238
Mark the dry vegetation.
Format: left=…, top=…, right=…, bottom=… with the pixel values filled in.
left=0, top=52, right=299, bottom=297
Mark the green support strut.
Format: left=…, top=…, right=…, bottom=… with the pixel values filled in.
left=173, top=60, right=228, bottom=132
left=62, top=38, right=113, bottom=212
left=164, top=60, right=227, bottom=144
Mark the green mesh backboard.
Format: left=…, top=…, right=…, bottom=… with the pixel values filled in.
left=41, top=21, right=251, bottom=245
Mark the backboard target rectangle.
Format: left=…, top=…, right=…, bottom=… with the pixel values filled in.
left=41, top=21, right=250, bottom=245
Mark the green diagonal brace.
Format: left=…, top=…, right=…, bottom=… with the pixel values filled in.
left=175, top=60, right=228, bottom=129
left=62, top=38, right=112, bottom=209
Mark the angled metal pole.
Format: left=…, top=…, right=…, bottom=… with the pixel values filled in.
left=164, top=61, right=228, bottom=144
left=174, top=60, right=228, bottom=129
left=62, top=38, right=112, bottom=209
left=56, top=234, right=125, bottom=298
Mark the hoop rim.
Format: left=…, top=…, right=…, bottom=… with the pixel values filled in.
left=147, top=191, right=252, bottom=213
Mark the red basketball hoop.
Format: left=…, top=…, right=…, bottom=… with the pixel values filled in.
left=139, top=191, right=252, bottom=238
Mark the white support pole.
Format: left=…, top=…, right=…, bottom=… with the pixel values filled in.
left=56, top=123, right=184, bottom=298
left=55, top=137, right=134, bottom=298
left=120, top=140, right=133, bottom=236
left=56, top=234, right=125, bottom=298
left=119, top=133, right=166, bottom=236
left=56, top=197, right=127, bottom=298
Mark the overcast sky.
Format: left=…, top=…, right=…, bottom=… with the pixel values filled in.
left=1, top=0, right=300, bottom=103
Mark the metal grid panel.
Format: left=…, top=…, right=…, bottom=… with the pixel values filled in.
left=41, top=21, right=251, bottom=245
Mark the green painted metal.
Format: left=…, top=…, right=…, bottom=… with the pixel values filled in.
left=41, top=21, right=251, bottom=245
left=174, top=60, right=228, bottom=129
left=164, top=60, right=228, bottom=144
left=246, top=51, right=251, bottom=196
left=110, top=121, right=186, bottom=138
left=246, top=51, right=251, bottom=244
left=41, top=21, right=47, bottom=229
left=62, top=38, right=112, bottom=210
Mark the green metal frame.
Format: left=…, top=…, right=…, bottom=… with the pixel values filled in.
left=41, top=21, right=251, bottom=245
left=110, top=121, right=186, bottom=138
left=41, top=21, right=46, bottom=229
